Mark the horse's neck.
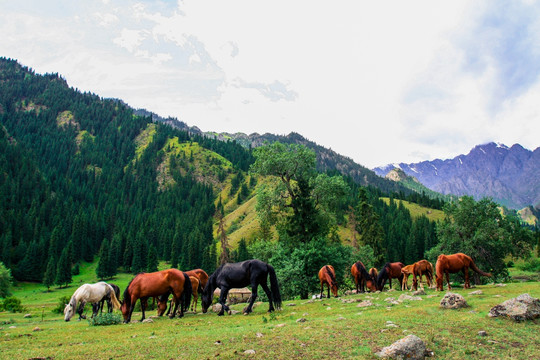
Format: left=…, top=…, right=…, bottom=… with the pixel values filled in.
left=70, top=295, right=78, bottom=308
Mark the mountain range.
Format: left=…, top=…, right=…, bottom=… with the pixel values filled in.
left=374, top=143, right=540, bottom=209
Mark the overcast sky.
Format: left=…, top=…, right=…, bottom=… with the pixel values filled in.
left=1, top=1, right=539, bottom=168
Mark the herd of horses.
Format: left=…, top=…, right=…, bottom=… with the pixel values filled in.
left=64, top=253, right=491, bottom=323
left=320, top=252, right=492, bottom=297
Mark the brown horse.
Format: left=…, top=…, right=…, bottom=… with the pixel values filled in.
left=319, top=265, right=338, bottom=298
left=351, top=261, right=376, bottom=293
left=376, top=262, right=405, bottom=291
left=401, top=260, right=434, bottom=290
left=157, top=275, right=201, bottom=316
left=436, top=253, right=492, bottom=291
left=369, top=268, right=378, bottom=283
left=185, top=268, right=209, bottom=310
left=121, top=269, right=192, bottom=323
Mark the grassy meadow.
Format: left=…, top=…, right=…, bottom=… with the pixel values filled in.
left=1, top=262, right=539, bottom=359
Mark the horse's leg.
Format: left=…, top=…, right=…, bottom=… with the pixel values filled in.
left=91, top=303, right=99, bottom=318
left=320, top=281, right=324, bottom=299
left=244, top=283, right=259, bottom=314
left=217, top=287, right=231, bottom=316
left=260, top=281, right=275, bottom=313
left=464, top=267, right=470, bottom=289
left=140, top=298, right=148, bottom=321
left=77, top=301, right=87, bottom=320
left=445, top=271, right=451, bottom=291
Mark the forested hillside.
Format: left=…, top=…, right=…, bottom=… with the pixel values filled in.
left=0, top=58, right=253, bottom=282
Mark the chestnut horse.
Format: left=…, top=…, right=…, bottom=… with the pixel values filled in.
left=436, top=253, right=492, bottom=291
left=376, top=262, right=405, bottom=291
left=351, top=261, right=376, bottom=293
left=185, top=268, right=209, bottom=311
left=401, top=260, right=433, bottom=291
left=121, top=269, right=192, bottom=323
left=157, top=275, right=201, bottom=316
left=319, top=265, right=338, bottom=298
left=369, top=268, right=378, bottom=283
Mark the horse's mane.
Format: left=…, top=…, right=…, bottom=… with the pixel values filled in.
left=122, top=273, right=144, bottom=307
left=354, top=262, right=370, bottom=280
left=324, top=265, right=337, bottom=286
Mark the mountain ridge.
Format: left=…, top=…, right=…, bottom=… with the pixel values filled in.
left=374, top=142, right=540, bottom=209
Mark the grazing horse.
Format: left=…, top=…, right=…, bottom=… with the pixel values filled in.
left=201, top=259, right=282, bottom=316
left=319, top=265, right=339, bottom=298
left=93, top=283, right=121, bottom=315
left=436, top=253, right=492, bottom=291
left=185, top=268, right=209, bottom=310
left=121, top=269, right=192, bottom=323
left=351, top=261, right=376, bottom=293
left=157, top=275, right=202, bottom=316
left=64, top=282, right=121, bottom=321
left=376, top=262, right=405, bottom=291
left=369, top=268, right=378, bottom=283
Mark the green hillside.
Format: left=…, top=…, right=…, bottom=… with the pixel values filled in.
left=380, top=197, right=445, bottom=222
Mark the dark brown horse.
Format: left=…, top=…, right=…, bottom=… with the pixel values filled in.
left=401, top=260, right=434, bottom=291
left=436, top=253, right=492, bottom=291
left=376, top=262, right=405, bottom=291
left=121, top=269, right=192, bottom=323
left=350, top=261, right=376, bottom=293
left=185, top=268, right=209, bottom=310
left=319, top=265, right=338, bottom=298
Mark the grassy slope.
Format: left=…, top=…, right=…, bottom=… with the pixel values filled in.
left=380, top=197, right=446, bottom=222
left=1, top=273, right=539, bottom=359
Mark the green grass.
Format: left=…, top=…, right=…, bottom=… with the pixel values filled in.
left=2, top=274, right=539, bottom=359
left=380, top=197, right=445, bottom=222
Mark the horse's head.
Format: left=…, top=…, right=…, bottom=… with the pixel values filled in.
left=200, top=283, right=213, bottom=313
left=120, top=299, right=130, bottom=322
left=330, top=281, right=339, bottom=297
left=435, top=274, right=443, bottom=291
left=64, top=299, right=75, bottom=322
left=156, top=297, right=169, bottom=317
left=366, top=277, right=377, bottom=292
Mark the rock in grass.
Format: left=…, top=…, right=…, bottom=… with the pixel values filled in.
left=244, top=349, right=256, bottom=355
left=375, top=334, right=432, bottom=359
left=488, top=293, right=540, bottom=322
left=142, top=319, right=154, bottom=323
left=469, top=290, right=483, bottom=295
left=440, top=292, right=468, bottom=309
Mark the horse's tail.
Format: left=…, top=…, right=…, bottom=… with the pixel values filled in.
left=268, top=264, right=282, bottom=310
left=107, top=284, right=121, bottom=310
left=181, top=272, right=193, bottom=313
left=469, top=257, right=492, bottom=277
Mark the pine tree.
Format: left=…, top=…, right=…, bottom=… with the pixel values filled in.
left=131, top=230, right=147, bottom=273
left=235, top=238, right=250, bottom=262
left=96, top=238, right=111, bottom=280
left=55, top=246, right=72, bottom=288
left=146, top=244, right=158, bottom=272
left=43, top=255, right=57, bottom=291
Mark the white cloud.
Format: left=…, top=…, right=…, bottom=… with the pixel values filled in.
left=1, top=0, right=539, bottom=169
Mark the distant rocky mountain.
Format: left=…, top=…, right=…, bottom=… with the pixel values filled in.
left=374, top=143, right=540, bottom=209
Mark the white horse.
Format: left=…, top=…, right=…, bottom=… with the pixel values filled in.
left=64, top=282, right=121, bottom=321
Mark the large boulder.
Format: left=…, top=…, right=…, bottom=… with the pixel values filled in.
left=375, top=334, right=432, bottom=359
left=488, top=293, right=540, bottom=322
left=440, top=292, right=468, bottom=309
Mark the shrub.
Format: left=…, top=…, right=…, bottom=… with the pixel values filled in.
left=87, top=313, right=123, bottom=326
left=516, top=257, right=540, bottom=272
left=2, top=297, right=24, bottom=313
left=52, top=296, right=72, bottom=314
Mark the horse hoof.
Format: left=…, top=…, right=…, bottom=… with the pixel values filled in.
left=227, top=310, right=232, bottom=315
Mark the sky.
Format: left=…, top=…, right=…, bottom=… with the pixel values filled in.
left=1, top=0, right=539, bottom=169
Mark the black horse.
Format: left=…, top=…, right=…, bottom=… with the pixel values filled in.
left=201, top=259, right=282, bottom=316
left=93, top=283, right=121, bottom=315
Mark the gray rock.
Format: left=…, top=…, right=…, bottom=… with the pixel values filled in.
left=244, top=349, right=256, bottom=355
left=142, top=318, right=154, bottom=323
left=440, top=292, right=469, bottom=309
left=23, top=314, right=32, bottom=318
left=375, top=334, right=432, bottom=359
left=488, top=293, right=540, bottom=321
left=412, top=289, right=426, bottom=296
left=357, top=300, right=374, bottom=308
left=296, top=318, right=307, bottom=323
left=398, top=294, right=423, bottom=302
left=478, top=331, right=487, bottom=337
left=469, top=290, right=483, bottom=295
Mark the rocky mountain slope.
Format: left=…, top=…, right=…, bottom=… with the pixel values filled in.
left=374, top=143, right=540, bottom=209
